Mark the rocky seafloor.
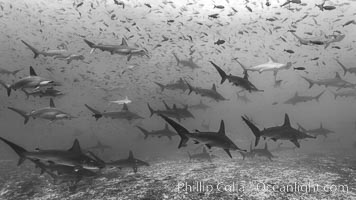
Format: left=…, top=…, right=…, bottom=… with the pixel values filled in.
left=0, top=152, right=355, bottom=200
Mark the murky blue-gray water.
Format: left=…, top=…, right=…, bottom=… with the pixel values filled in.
left=0, top=0, right=355, bottom=199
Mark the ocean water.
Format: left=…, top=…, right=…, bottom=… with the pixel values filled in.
left=0, top=0, right=355, bottom=199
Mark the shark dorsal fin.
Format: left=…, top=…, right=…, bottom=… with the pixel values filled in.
left=128, top=151, right=134, bottom=159
left=202, top=147, right=207, bottom=153
left=163, top=101, right=171, bottom=110
left=68, top=139, right=81, bottom=153
left=335, top=72, right=341, bottom=79
left=218, top=120, right=225, bottom=135
left=267, top=56, right=277, bottom=63
left=283, top=114, right=291, bottom=127
left=121, top=38, right=128, bottom=46
left=264, top=143, right=268, bottom=150
left=29, top=66, right=37, bottom=76
left=122, top=103, right=129, bottom=111
left=195, top=129, right=200, bottom=132
left=212, top=84, right=217, bottom=91
left=49, top=98, right=55, bottom=108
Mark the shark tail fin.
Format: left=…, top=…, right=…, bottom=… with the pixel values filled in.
left=315, top=90, right=325, bottom=102
left=239, top=152, right=246, bottom=160
left=210, top=61, right=227, bottom=84
left=296, top=123, right=307, bottom=132
left=147, top=103, right=155, bottom=117
left=172, top=52, right=180, bottom=66
left=11, top=69, right=22, bottom=76
left=234, top=59, right=249, bottom=79
left=185, top=82, right=194, bottom=95
left=154, top=82, right=165, bottom=92
left=84, top=104, right=103, bottom=120
left=8, top=107, right=30, bottom=124
left=241, top=116, right=261, bottom=146
left=87, top=151, right=106, bottom=166
left=290, top=32, right=306, bottom=44
left=301, top=76, right=314, bottom=88
left=0, top=137, right=27, bottom=166
left=329, top=90, right=337, bottom=99
left=21, top=40, right=40, bottom=59
left=324, top=41, right=331, bottom=49
left=334, top=58, right=348, bottom=76
left=159, top=114, right=189, bottom=148
left=0, top=80, right=11, bottom=96
left=83, top=39, right=96, bottom=54
left=136, top=126, right=149, bottom=139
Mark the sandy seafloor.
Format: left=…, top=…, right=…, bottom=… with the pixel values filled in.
left=0, top=151, right=355, bottom=200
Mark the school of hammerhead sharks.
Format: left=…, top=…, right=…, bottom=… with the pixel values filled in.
left=0, top=0, right=354, bottom=185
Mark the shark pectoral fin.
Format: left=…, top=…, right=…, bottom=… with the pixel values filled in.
left=290, top=139, right=300, bottom=148
left=205, top=144, right=211, bottom=149
left=273, top=71, right=277, bottom=78
left=17, top=157, right=26, bottom=166
left=193, top=140, right=199, bottom=144
left=224, top=149, right=232, bottom=158
left=127, top=54, right=132, bottom=61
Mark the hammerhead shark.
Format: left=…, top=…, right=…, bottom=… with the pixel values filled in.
left=172, top=53, right=201, bottom=69
left=186, top=82, right=228, bottom=101
left=210, top=60, right=263, bottom=93
left=86, top=140, right=112, bottom=153
left=136, top=124, right=177, bottom=140
left=240, top=142, right=275, bottom=161
left=159, top=114, right=246, bottom=158
left=0, top=137, right=104, bottom=170
left=109, top=96, right=132, bottom=105
left=21, top=40, right=69, bottom=59
left=290, top=31, right=345, bottom=49
left=8, top=98, right=75, bottom=124
left=187, top=147, right=214, bottom=162
left=0, top=66, right=58, bottom=96
left=0, top=67, right=23, bottom=76
left=283, top=91, right=325, bottom=105
left=154, top=78, right=188, bottom=92
left=147, top=101, right=194, bottom=121
left=30, top=158, right=98, bottom=184
left=297, top=123, right=334, bottom=139
left=85, top=103, right=143, bottom=121
left=83, top=38, right=148, bottom=61
left=246, top=56, right=292, bottom=78
left=242, top=114, right=316, bottom=148
left=105, top=151, right=149, bottom=173
left=188, top=100, right=210, bottom=111
left=301, top=73, right=356, bottom=89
